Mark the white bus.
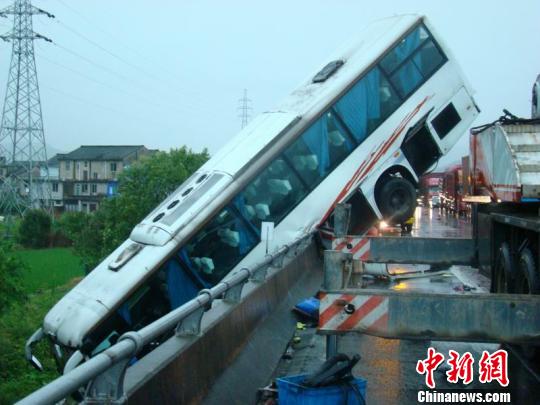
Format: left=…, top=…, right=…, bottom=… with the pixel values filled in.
left=32, top=14, right=478, bottom=366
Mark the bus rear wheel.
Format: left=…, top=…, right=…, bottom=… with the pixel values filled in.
left=377, top=177, right=416, bottom=225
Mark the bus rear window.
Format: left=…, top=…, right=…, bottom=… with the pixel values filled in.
left=380, top=25, right=429, bottom=73
left=380, top=24, right=447, bottom=99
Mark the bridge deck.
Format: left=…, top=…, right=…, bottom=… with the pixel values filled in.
left=261, top=208, right=539, bottom=404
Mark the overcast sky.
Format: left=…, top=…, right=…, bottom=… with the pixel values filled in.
left=0, top=0, right=538, bottom=168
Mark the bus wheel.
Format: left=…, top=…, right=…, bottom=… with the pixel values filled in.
left=516, top=248, right=540, bottom=294
left=493, top=242, right=515, bottom=293
left=377, top=177, right=416, bottom=224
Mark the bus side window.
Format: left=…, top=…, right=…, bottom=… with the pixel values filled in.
left=334, top=68, right=400, bottom=143
left=284, top=112, right=354, bottom=188
left=237, top=158, right=308, bottom=230
left=183, top=207, right=258, bottom=285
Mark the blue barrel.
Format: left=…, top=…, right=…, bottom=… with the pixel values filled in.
left=276, top=374, right=367, bottom=405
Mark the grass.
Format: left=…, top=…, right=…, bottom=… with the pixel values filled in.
left=0, top=247, right=83, bottom=404
left=0, top=279, right=80, bottom=404
left=14, top=248, right=84, bottom=293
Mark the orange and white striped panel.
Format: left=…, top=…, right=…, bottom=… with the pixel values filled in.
left=319, top=293, right=389, bottom=333
left=332, top=236, right=371, bottom=261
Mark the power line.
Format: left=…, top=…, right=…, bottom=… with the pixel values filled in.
left=45, top=40, right=202, bottom=114
left=54, top=0, right=142, bottom=57
left=52, top=41, right=134, bottom=83
left=54, top=19, right=161, bottom=82
left=35, top=49, right=201, bottom=117
left=42, top=16, right=208, bottom=106
left=50, top=0, right=211, bottom=106
left=40, top=84, right=184, bottom=136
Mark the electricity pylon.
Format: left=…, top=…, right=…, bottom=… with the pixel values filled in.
left=0, top=0, right=54, bottom=217
left=237, top=89, right=252, bottom=129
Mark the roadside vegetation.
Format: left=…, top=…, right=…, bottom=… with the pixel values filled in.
left=0, top=240, right=81, bottom=403
left=0, top=147, right=208, bottom=403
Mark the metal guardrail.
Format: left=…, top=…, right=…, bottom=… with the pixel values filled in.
left=17, top=232, right=314, bottom=405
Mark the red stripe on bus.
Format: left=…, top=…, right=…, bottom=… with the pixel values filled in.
left=318, top=96, right=430, bottom=226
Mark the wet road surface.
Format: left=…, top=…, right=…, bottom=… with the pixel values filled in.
left=272, top=208, right=535, bottom=404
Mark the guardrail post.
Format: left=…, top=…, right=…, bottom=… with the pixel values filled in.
left=323, top=250, right=352, bottom=359
left=334, top=203, right=351, bottom=237
left=85, top=358, right=131, bottom=404
left=286, top=242, right=299, bottom=258
left=271, top=252, right=285, bottom=269
left=251, top=255, right=272, bottom=282
left=223, top=270, right=250, bottom=303
left=300, top=235, right=312, bottom=249
left=175, top=306, right=206, bottom=336
left=324, top=250, right=351, bottom=291
left=176, top=290, right=212, bottom=336
left=84, top=332, right=143, bottom=404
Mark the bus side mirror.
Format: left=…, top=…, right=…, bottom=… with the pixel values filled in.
left=29, top=355, right=44, bottom=372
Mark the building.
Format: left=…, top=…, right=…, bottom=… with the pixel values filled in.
left=57, top=145, right=154, bottom=212
left=0, top=157, right=49, bottom=214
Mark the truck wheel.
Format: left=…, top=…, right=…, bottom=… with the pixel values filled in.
left=377, top=177, right=416, bottom=225
left=515, top=248, right=540, bottom=360
left=517, top=248, right=540, bottom=294
left=493, top=242, right=515, bottom=293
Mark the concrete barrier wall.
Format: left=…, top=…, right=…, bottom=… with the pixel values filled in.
left=126, top=242, right=322, bottom=404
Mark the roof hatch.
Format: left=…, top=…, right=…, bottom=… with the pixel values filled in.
left=312, top=60, right=344, bottom=83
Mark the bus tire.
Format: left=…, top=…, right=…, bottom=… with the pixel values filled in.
left=377, top=177, right=416, bottom=224
left=517, top=248, right=540, bottom=294
left=493, top=242, right=515, bottom=293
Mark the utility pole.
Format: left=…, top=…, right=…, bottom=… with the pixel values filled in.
left=0, top=0, right=54, bottom=218
left=237, top=88, right=252, bottom=129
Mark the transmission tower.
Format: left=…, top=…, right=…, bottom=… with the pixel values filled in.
left=0, top=0, right=54, bottom=217
left=237, top=88, right=252, bottom=129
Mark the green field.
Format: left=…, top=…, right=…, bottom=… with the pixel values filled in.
left=0, top=248, right=83, bottom=403
left=14, top=248, right=84, bottom=293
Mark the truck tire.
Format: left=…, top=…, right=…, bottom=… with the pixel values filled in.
left=493, top=242, right=515, bottom=293
left=517, top=248, right=540, bottom=294
left=377, top=177, right=416, bottom=225
left=515, top=248, right=540, bottom=360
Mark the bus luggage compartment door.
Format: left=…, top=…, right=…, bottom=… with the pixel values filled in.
left=401, top=113, right=442, bottom=176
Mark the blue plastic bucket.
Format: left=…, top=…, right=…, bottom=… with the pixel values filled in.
left=276, top=374, right=367, bottom=405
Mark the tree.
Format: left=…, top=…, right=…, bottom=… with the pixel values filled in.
left=66, top=147, right=209, bottom=269
left=17, top=209, right=52, bottom=248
